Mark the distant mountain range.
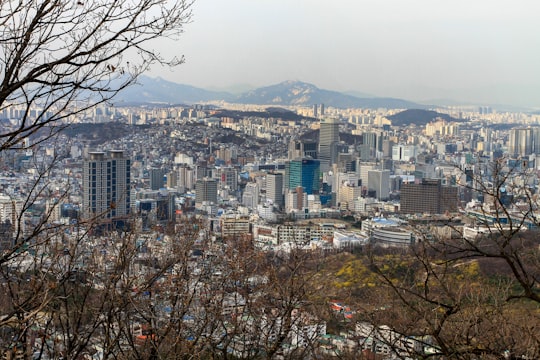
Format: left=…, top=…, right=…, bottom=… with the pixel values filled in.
left=114, top=76, right=428, bottom=110
left=235, top=80, right=425, bottom=109
left=114, top=76, right=234, bottom=105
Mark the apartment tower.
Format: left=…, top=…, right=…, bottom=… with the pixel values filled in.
left=82, top=150, right=131, bottom=220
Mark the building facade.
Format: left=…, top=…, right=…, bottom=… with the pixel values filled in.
left=318, top=117, right=339, bottom=171
left=286, top=158, right=320, bottom=195
left=195, top=178, right=218, bottom=206
left=82, top=150, right=131, bottom=220
left=150, top=168, right=167, bottom=190
left=368, top=169, right=390, bottom=201
left=400, top=179, right=458, bottom=214
left=266, top=172, right=284, bottom=207
left=242, top=182, right=260, bottom=209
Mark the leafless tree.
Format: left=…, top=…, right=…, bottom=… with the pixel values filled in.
left=0, top=0, right=194, bottom=358
left=366, top=159, right=540, bottom=359
left=0, top=0, right=193, bottom=152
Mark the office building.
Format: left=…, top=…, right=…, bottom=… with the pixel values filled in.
left=358, top=162, right=378, bottom=191
left=400, top=179, right=458, bottom=214
left=266, top=172, right=284, bottom=207
left=166, top=170, right=178, bottom=188
left=319, top=117, right=339, bottom=171
left=392, top=144, right=417, bottom=162
left=286, top=158, right=320, bottom=195
left=360, top=132, right=381, bottom=161
left=82, top=150, right=131, bottom=221
left=285, top=187, right=307, bottom=213
left=150, top=168, right=167, bottom=190
left=368, top=169, right=390, bottom=201
left=242, top=182, right=260, bottom=209
left=136, top=189, right=176, bottom=228
left=217, top=167, right=238, bottom=191
left=221, top=215, right=251, bottom=239
left=338, top=183, right=362, bottom=211
left=195, top=178, right=217, bottom=206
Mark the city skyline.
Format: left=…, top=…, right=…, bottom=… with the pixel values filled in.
left=149, top=0, right=540, bottom=108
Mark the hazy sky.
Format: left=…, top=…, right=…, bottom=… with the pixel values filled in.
left=150, top=0, right=540, bottom=107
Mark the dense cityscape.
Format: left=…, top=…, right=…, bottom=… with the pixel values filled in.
left=1, top=96, right=539, bottom=358
left=1, top=0, right=539, bottom=359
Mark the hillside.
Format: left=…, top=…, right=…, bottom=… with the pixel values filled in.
left=387, top=109, right=463, bottom=127
left=210, top=107, right=313, bottom=122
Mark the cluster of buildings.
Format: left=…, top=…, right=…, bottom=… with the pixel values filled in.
left=1, top=100, right=540, bottom=358
left=2, top=100, right=540, bottom=248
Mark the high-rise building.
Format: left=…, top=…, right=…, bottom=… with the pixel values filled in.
left=288, top=139, right=318, bottom=160
left=368, top=169, right=390, bottom=201
left=266, top=172, right=284, bottom=207
left=286, top=158, right=320, bottom=195
left=360, top=132, right=381, bottom=161
left=0, top=194, right=25, bottom=242
left=177, top=165, right=196, bottom=191
left=217, top=167, right=238, bottom=191
left=338, top=183, right=362, bottom=211
left=336, top=153, right=355, bottom=173
left=392, top=144, right=417, bottom=162
left=166, top=170, right=178, bottom=188
left=531, top=128, right=540, bottom=155
left=285, top=187, right=307, bottom=212
left=82, top=150, right=131, bottom=220
left=358, top=162, right=378, bottom=191
left=400, top=179, right=458, bottom=214
left=195, top=178, right=217, bottom=206
left=508, top=128, right=533, bottom=158
left=242, top=182, right=260, bottom=209
left=150, top=168, right=167, bottom=190
left=318, top=117, right=339, bottom=171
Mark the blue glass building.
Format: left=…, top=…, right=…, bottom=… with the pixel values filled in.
left=286, top=158, right=320, bottom=195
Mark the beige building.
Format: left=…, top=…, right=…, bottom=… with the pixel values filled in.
left=221, top=216, right=251, bottom=239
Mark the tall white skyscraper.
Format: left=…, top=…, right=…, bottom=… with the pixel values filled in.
left=83, top=150, right=131, bottom=220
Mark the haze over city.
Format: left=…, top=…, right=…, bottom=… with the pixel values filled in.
left=150, top=0, right=540, bottom=108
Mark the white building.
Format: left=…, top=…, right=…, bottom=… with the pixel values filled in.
left=362, top=217, right=414, bottom=247
left=392, top=144, right=417, bottom=162
left=174, top=152, right=193, bottom=165
left=242, top=182, right=260, bottom=209
left=332, top=231, right=368, bottom=249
